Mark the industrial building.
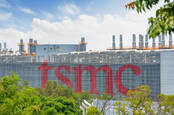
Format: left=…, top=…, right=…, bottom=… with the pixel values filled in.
left=0, top=34, right=173, bottom=100
left=36, top=37, right=86, bottom=62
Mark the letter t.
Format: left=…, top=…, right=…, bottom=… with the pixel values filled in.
left=38, top=61, right=54, bottom=88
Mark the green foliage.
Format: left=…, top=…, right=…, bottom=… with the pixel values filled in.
left=39, top=96, right=79, bottom=115
left=114, top=85, right=174, bottom=115
left=0, top=73, right=80, bottom=115
left=156, top=94, right=174, bottom=114
left=127, top=0, right=174, bottom=38
left=86, top=106, right=100, bottom=115
left=124, top=85, right=154, bottom=114
left=114, top=102, right=128, bottom=115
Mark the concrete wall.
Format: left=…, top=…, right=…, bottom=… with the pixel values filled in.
left=160, top=51, right=174, bottom=95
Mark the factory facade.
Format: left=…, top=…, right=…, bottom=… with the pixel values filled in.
left=0, top=34, right=174, bottom=99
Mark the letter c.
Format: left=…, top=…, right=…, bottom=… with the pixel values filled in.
left=115, top=65, right=141, bottom=95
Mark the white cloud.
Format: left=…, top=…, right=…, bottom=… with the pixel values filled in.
left=27, top=12, right=152, bottom=50
left=0, top=0, right=10, bottom=8
left=0, top=28, right=26, bottom=50
left=59, top=3, right=80, bottom=15
left=0, top=2, right=170, bottom=51
left=43, top=12, right=54, bottom=20
left=19, top=7, right=35, bottom=14
left=0, top=12, right=12, bottom=21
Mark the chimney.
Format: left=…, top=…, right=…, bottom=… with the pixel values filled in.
left=112, top=35, right=116, bottom=50
left=120, top=34, right=123, bottom=49
left=162, top=34, right=165, bottom=48
left=132, top=34, right=136, bottom=49
left=4, top=42, right=7, bottom=51
left=145, top=34, right=148, bottom=48
left=28, top=38, right=33, bottom=54
left=152, top=38, right=156, bottom=48
left=0, top=42, right=1, bottom=51
left=169, top=33, right=173, bottom=48
left=139, top=34, right=144, bottom=49
left=81, top=37, right=85, bottom=43
left=19, top=39, right=24, bottom=54
left=34, top=40, right=37, bottom=44
left=79, top=37, right=86, bottom=51
left=158, top=35, right=162, bottom=48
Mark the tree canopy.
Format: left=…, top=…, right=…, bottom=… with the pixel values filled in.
left=0, top=73, right=80, bottom=115
left=126, top=0, right=174, bottom=38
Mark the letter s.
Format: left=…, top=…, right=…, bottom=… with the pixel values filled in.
left=55, top=65, right=72, bottom=88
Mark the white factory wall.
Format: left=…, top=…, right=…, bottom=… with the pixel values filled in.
left=160, top=51, right=174, bottom=95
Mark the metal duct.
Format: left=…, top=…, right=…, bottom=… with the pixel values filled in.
left=169, top=34, right=173, bottom=48
left=152, top=38, right=156, bottom=48
left=120, top=34, right=123, bottom=49
left=162, top=34, right=165, bottom=48
left=139, top=34, right=144, bottom=49
left=145, top=34, right=148, bottom=48
left=112, top=35, right=115, bottom=49
left=132, top=34, right=136, bottom=49
left=158, top=35, right=162, bottom=48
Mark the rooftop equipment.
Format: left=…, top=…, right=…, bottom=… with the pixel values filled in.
left=79, top=37, right=87, bottom=51
left=152, top=38, right=156, bottom=48
left=162, top=34, right=165, bottom=48
left=28, top=38, right=33, bottom=54
left=145, top=34, right=148, bottom=48
left=0, top=42, right=1, bottom=51
left=158, top=35, right=162, bottom=48
left=4, top=42, right=7, bottom=51
left=139, top=34, right=144, bottom=49
left=33, top=40, right=37, bottom=53
left=120, top=34, right=123, bottom=49
left=169, top=34, right=173, bottom=48
left=112, top=35, right=116, bottom=50
left=132, top=34, right=136, bottom=49
left=19, top=39, right=24, bottom=54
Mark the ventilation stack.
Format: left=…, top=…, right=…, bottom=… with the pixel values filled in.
left=132, top=34, right=136, bottom=49
left=158, top=35, right=162, bottom=48
left=79, top=37, right=87, bottom=51
left=139, top=34, right=144, bottom=49
left=112, top=35, right=116, bottom=50
left=0, top=42, right=1, bottom=51
left=169, top=33, right=173, bottom=48
left=119, top=34, right=123, bottom=49
left=19, top=39, right=24, bottom=54
left=28, top=38, right=33, bottom=54
left=152, top=38, right=156, bottom=48
left=162, top=34, right=165, bottom=48
left=33, top=40, right=37, bottom=53
left=4, top=42, right=7, bottom=51
left=145, top=34, right=148, bottom=48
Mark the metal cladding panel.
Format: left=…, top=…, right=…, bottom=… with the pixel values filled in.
left=36, top=44, right=79, bottom=62
left=161, top=51, right=174, bottom=95
left=0, top=63, right=160, bottom=99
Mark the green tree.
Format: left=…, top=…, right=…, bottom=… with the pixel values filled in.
left=114, top=102, right=128, bottom=115
left=126, top=0, right=174, bottom=38
left=156, top=94, right=174, bottom=114
left=86, top=106, right=100, bottom=115
left=0, top=73, right=80, bottom=115
left=0, top=73, right=40, bottom=115
left=114, top=85, right=154, bottom=115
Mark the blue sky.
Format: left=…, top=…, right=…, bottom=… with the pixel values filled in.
left=0, top=0, right=129, bottom=31
left=0, top=0, right=161, bottom=51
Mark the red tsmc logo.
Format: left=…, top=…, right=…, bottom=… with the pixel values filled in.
left=38, top=61, right=142, bottom=95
